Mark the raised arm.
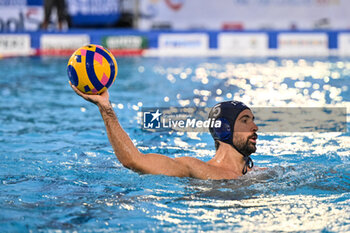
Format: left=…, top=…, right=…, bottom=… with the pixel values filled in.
left=97, top=101, right=194, bottom=177
left=69, top=82, right=193, bottom=177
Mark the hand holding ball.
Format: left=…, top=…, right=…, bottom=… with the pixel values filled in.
left=67, top=44, right=118, bottom=95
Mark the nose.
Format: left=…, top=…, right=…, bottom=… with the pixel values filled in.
left=251, top=121, right=258, bottom=132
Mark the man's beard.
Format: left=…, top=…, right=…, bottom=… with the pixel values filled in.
left=233, top=133, right=257, bottom=156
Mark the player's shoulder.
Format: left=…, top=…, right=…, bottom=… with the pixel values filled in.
left=174, top=156, right=206, bottom=166
left=174, top=156, right=218, bottom=171
left=174, top=156, right=239, bottom=180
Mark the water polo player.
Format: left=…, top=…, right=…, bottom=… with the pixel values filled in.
left=70, top=84, right=259, bottom=180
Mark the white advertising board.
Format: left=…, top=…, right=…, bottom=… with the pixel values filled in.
left=0, top=34, right=32, bottom=56
left=277, top=33, right=328, bottom=56
left=218, top=33, right=268, bottom=56
left=157, top=33, right=209, bottom=56
left=40, top=34, right=90, bottom=50
left=338, top=33, right=350, bottom=56
left=139, top=0, right=349, bottom=30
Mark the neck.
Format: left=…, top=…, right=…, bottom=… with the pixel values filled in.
left=209, top=141, right=248, bottom=175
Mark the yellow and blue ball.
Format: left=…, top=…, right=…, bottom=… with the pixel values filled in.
left=67, top=44, right=118, bottom=94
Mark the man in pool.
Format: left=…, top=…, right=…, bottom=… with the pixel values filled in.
left=70, top=83, right=258, bottom=180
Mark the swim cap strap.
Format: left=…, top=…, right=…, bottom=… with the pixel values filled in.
left=242, top=156, right=254, bottom=175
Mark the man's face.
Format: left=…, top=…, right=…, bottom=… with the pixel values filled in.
left=232, top=109, right=258, bottom=155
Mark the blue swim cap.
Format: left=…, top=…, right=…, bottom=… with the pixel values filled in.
left=208, top=101, right=250, bottom=146
left=208, top=101, right=253, bottom=174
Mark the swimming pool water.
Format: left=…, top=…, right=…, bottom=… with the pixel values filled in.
left=0, top=56, right=349, bottom=232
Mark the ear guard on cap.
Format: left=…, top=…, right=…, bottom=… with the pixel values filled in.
left=212, top=117, right=231, bottom=142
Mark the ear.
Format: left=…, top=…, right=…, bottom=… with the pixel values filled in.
left=213, top=117, right=231, bottom=141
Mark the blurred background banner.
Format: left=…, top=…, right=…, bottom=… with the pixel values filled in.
left=0, top=0, right=349, bottom=57
left=139, top=0, right=350, bottom=30
left=1, top=0, right=350, bottom=32
left=0, top=0, right=43, bottom=32
left=68, top=0, right=120, bottom=27
left=0, top=0, right=122, bottom=32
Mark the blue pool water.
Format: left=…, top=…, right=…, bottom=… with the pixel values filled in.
left=0, top=56, right=349, bottom=232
